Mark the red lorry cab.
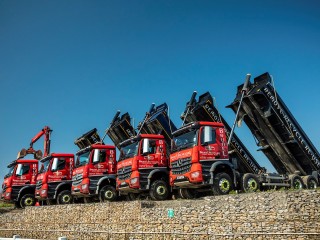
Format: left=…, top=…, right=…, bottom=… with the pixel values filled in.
left=170, top=121, right=235, bottom=198
left=71, top=144, right=117, bottom=202
left=2, top=159, right=38, bottom=208
left=35, top=153, right=74, bottom=204
left=117, top=134, right=168, bottom=194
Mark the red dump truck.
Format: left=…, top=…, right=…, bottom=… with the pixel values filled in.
left=1, top=126, right=52, bottom=208
left=71, top=129, right=117, bottom=202
left=107, top=103, right=177, bottom=200
left=35, top=153, right=75, bottom=204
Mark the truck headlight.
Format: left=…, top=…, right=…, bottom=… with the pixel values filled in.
left=191, top=171, right=200, bottom=179
left=82, top=184, right=88, bottom=190
left=41, top=190, right=47, bottom=195
left=130, top=177, right=139, bottom=185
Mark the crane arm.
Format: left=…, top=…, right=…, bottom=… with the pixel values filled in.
left=17, top=126, right=52, bottom=159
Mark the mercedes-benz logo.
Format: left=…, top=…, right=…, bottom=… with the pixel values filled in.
left=177, top=159, right=183, bottom=167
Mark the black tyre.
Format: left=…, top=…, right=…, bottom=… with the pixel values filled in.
left=241, top=173, right=260, bottom=193
left=99, top=185, right=117, bottom=202
left=178, top=188, right=198, bottom=199
left=290, top=175, right=304, bottom=189
left=20, top=194, right=36, bottom=208
left=212, top=172, right=233, bottom=195
left=57, top=190, right=73, bottom=204
left=302, top=175, right=318, bottom=189
left=149, top=180, right=169, bottom=201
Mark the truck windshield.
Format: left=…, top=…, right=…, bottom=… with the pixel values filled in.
left=119, top=142, right=139, bottom=161
left=172, top=130, right=198, bottom=153
left=4, top=166, right=15, bottom=178
left=39, top=160, right=50, bottom=173
left=75, top=151, right=90, bottom=167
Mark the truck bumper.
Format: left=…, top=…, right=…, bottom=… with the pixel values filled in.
left=172, top=176, right=204, bottom=189
left=118, top=182, right=141, bottom=193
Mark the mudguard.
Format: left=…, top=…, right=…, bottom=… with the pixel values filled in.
left=54, top=182, right=72, bottom=199
left=146, top=168, right=169, bottom=190
left=17, top=185, right=35, bottom=201
left=209, top=161, right=237, bottom=186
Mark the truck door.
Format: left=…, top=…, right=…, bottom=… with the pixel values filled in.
left=51, top=158, right=68, bottom=181
left=90, top=149, right=108, bottom=176
left=13, top=164, right=32, bottom=186
left=198, top=126, right=219, bottom=161
left=140, top=139, right=159, bottom=168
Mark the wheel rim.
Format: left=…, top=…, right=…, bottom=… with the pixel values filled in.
left=62, top=195, right=71, bottom=203
left=25, top=197, right=34, bottom=206
left=293, top=179, right=303, bottom=189
left=104, top=190, right=114, bottom=199
left=156, top=185, right=166, bottom=195
left=247, top=178, right=258, bottom=191
left=219, top=178, right=230, bottom=193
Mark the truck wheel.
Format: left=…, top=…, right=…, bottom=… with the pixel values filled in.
left=242, top=173, right=260, bottom=193
left=20, top=194, right=36, bottom=208
left=57, top=190, right=73, bottom=204
left=150, top=180, right=169, bottom=201
left=99, top=185, right=117, bottom=202
left=302, top=175, right=318, bottom=189
left=178, top=188, right=198, bottom=199
left=290, top=175, right=304, bottom=189
left=212, top=172, right=233, bottom=195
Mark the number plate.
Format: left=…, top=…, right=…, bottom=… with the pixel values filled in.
left=177, top=176, right=185, bottom=180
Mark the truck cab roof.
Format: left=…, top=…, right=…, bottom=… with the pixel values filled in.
left=40, top=153, right=74, bottom=163
left=173, top=121, right=224, bottom=136
left=7, top=159, right=39, bottom=168
left=120, top=134, right=165, bottom=148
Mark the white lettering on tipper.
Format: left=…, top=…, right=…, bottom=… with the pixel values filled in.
left=263, top=87, right=320, bottom=168
left=205, top=103, right=260, bottom=173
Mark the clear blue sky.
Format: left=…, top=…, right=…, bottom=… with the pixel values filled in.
left=1, top=0, right=319, bottom=181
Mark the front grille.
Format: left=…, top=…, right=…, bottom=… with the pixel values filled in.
left=171, top=157, right=192, bottom=175
left=118, top=166, right=132, bottom=180
left=36, top=180, right=42, bottom=190
left=72, top=174, right=83, bottom=186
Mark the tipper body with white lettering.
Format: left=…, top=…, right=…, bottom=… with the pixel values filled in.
left=228, top=72, right=320, bottom=189
left=180, top=91, right=265, bottom=175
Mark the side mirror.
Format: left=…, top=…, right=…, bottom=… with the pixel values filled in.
left=15, top=164, right=22, bottom=176
left=203, top=126, right=213, bottom=145
left=51, top=158, right=58, bottom=171
left=93, top=149, right=100, bottom=163
left=142, top=139, right=150, bottom=155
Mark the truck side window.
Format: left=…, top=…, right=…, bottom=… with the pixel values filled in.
left=56, top=159, right=66, bottom=171
left=93, top=150, right=107, bottom=164
left=200, top=127, right=216, bottom=145
left=17, top=164, right=30, bottom=176
left=148, top=140, right=157, bottom=154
